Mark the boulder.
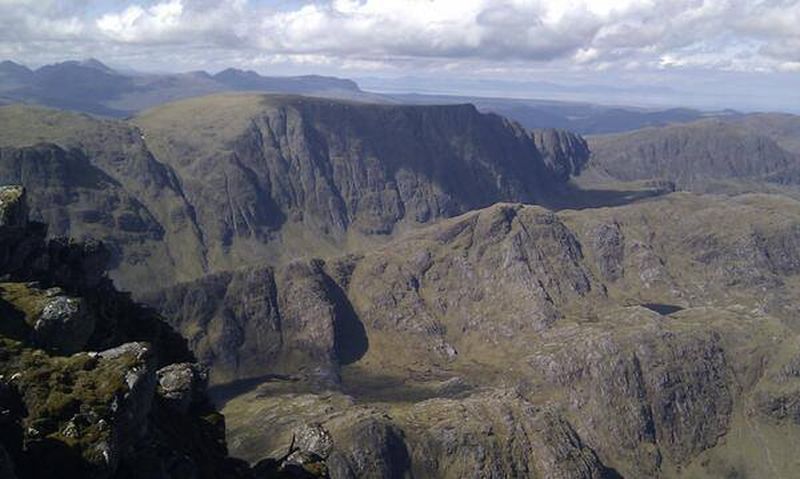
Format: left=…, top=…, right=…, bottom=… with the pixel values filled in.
left=33, top=294, right=95, bottom=355
left=156, top=362, right=209, bottom=413
left=294, top=423, right=334, bottom=460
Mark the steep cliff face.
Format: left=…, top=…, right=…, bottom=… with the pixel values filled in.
left=587, top=119, right=799, bottom=189
left=134, top=94, right=588, bottom=275
left=0, top=97, right=588, bottom=292
left=140, top=257, right=368, bottom=386
left=0, top=105, right=206, bottom=291
left=531, top=128, right=590, bottom=181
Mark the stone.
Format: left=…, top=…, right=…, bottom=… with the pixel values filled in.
left=156, top=362, right=209, bottom=413
left=33, top=295, right=95, bottom=355
left=294, top=423, right=335, bottom=460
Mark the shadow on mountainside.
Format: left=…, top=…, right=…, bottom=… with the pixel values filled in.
left=324, top=274, right=369, bottom=365
left=207, top=373, right=298, bottom=407
left=543, top=184, right=671, bottom=210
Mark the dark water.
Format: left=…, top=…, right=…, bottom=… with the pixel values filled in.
left=641, top=303, right=684, bottom=315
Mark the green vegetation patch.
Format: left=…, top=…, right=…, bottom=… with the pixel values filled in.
left=0, top=282, right=50, bottom=324
left=0, top=337, right=138, bottom=463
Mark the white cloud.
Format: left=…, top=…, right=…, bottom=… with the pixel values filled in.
left=97, top=1, right=184, bottom=42
left=1, top=0, right=799, bottom=77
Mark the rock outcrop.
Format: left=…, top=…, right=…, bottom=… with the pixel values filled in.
left=531, top=128, right=590, bottom=181
left=0, top=186, right=253, bottom=479
left=139, top=261, right=364, bottom=385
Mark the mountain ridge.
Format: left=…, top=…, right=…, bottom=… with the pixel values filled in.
left=0, top=94, right=590, bottom=292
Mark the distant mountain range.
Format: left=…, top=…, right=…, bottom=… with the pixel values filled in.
left=385, top=92, right=741, bottom=135
left=0, top=58, right=375, bottom=117
left=0, top=58, right=752, bottom=135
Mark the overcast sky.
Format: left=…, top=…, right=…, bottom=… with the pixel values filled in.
left=1, top=0, right=799, bottom=111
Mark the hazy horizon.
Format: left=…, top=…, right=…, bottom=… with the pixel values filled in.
left=1, top=0, right=799, bottom=113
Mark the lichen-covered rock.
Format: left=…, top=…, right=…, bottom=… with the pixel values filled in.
left=0, top=185, right=27, bottom=228
left=0, top=189, right=249, bottom=478
left=33, top=294, right=95, bottom=355
left=156, top=362, right=209, bottom=413
left=284, top=450, right=330, bottom=478
left=0, top=282, right=95, bottom=355
left=294, top=424, right=334, bottom=460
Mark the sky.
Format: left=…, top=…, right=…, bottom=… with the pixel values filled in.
left=1, top=0, right=799, bottom=111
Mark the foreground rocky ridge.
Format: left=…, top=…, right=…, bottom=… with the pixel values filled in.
left=0, top=186, right=342, bottom=478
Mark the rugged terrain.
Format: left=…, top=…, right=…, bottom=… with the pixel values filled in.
left=2, top=90, right=800, bottom=478
left=0, top=95, right=589, bottom=291
left=587, top=115, right=800, bottom=190
left=208, top=193, right=800, bottom=479
left=0, top=185, right=249, bottom=478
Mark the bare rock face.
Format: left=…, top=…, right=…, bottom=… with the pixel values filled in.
left=139, top=266, right=282, bottom=384
left=532, top=128, right=590, bottom=182
left=277, top=260, right=340, bottom=373
left=346, top=204, right=599, bottom=361
left=404, top=390, right=615, bottom=479
left=529, top=409, right=618, bottom=479
left=217, top=193, right=800, bottom=478
left=590, top=222, right=624, bottom=281
left=326, top=416, right=411, bottom=479
left=131, top=95, right=589, bottom=280
left=587, top=120, right=798, bottom=189
left=530, top=313, right=733, bottom=477
left=751, top=336, right=800, bottom=425
left=140, top=259, right=367, bottom=385
left=0, top=141, right=198, bottom=292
